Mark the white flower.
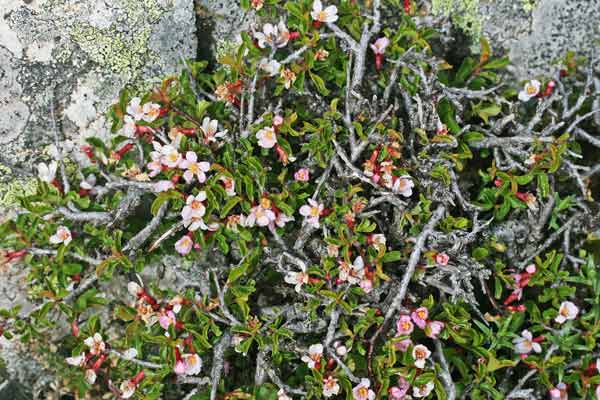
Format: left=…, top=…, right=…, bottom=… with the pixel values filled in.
left=181, top=192, right=208, bottom=231
left=391, top=175, right=414, bottom=197
left=352, top=378, right=375, bottom=400
left=120, top=380, right=136, bottom=399
left=299, top=199, right=324, bottom=228
left=518, top=79, right=541, bottom=102
left=370, top=234, right=386, bottom=248
left=142, top=102, right=161, bottom=122
left=301, top=343, right=323, bottom=369
left=84, top=333, right=106, bottom=355
left=285, top=271, right=309, bottom=292
left=513, top=330, right=542, bottom=355
left=180, top=152, right=210, bottom=183
left=555, top=301, right=579, bottom=324
left=323, top=376, right=340, bottom=398
left=49, top=226, right=72, bottom=246
left=183, top=353, right=202, bottom=375
left=85, top=369, right=97, bottom=384
left=413, top=382, right=434, bottom=398
left=339, top=256, right=365, bottom=285
left=153, top=180, right=175, bottom=193
left=254, top=21, right=290, bottom=49
left=412, top=344, right=431, bottom=369
left=259, top=58, right=282, bottom=76
left=175, top=235, right=194, bottom=255
left=256, top=126, right=277, bottom=148
left=246, top=199, right=277, bottom=227
left=120, top=115, right=137, bottom=137
left=126, top=97, right=145, bottom=121
left=200, top=117, right=227, bottom=143
left=122, top=348, right=138, bottom=360
left=311, top=0, right=338, bottom=23
left=277, top=389, right=292, bottom=400
left=159, top=144, right=182, bottom=168
left=273, top=213, right=295, bottom=229
left=65, top=353, right=86, bottom=367
left=37, top=161, right=58, bottom=183
left=370, top=37, right=390, bottom=55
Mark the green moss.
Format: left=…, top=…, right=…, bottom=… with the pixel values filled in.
left=431, top=0, right=482, bottom=43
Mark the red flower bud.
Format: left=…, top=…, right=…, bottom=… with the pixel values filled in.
left=132, top=370, right=145, bottom=385
left=375, top=54, right=383, bottom=72
left=326, top=359, right=336, bottom=370
left=171, top=175, right=181, bottom=184
left=91, top=353, right=108, bottom=370
left=71, top=319, right=80, bottom=337
left=542, top=80, right=556, bottom=97
left=312, top=20, right=322, bottom=28
left=115, top=143, right=135, bottom=158
left=494, top=178, right=503, bottom=187
left=404, top=0, right=411, bottom=14
left=81, top=145, right=95, bottom=161
left=288, top=31, right=300, bottom=40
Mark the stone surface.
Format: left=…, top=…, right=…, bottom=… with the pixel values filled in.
left=479, top=0, right=600, bottom=79
left=0, top=0, right=197, bottom=209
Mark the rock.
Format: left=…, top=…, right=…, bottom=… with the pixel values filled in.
left=0, top=0, right=197, bottom=208
left=479, top=0, right=600, bottom=79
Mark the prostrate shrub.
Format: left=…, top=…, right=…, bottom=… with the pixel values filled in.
left=1, top=0, right=600, bottom=399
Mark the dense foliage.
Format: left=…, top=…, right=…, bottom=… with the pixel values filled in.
left=1, top=0, right=600, bottom=399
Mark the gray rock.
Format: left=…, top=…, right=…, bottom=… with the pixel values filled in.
left=480, top=0, right=600, bottom=79
left=0, top=0, right=197, bottom=198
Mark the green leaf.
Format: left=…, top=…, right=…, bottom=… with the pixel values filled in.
left=382, top=251, right=402, bottom=263
left=220, top=196, right=241, bottom=219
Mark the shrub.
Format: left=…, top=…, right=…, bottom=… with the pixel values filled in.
left=1, top=0, right=600, bottom=399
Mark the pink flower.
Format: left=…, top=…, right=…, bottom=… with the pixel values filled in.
left=65, top=353, right=86, bottom=367
left=183, top=353, right=202, bottom=375
left=555, top=301, right=578, bottom=324
left=142, top=102, right=161, bottom=122
left=84, top=333, right=105, bottom=355
left=175, top=235, right=193, bottom=255
left=294, top=168, right=310, bottom=182
left=200, top=117, right=227, bottom=143
left=411, top=307, right=428, bottom=329
left=389, top=376, right=410, bottom=400
left=273, top=115, right=284, bottom=126
left=159, top=310, right=176, bottom=330
left=299, top=199, right=324, bottom=228
left=246, top=198, right=277, bottom=227
left=412, top=344, right=431, bottom=369
left=311, top=0, right=338, bottom=23
left=219, top=175, right=236, bottom=196
left=434, top=252, right=449, bottom=265
left=396, top=315, right=414, bottom=336
left=301, top=344, right=323, bottom=369
left=391, top=175, right=414, bottom=197
left=412, top=382, right=434, bottom=398
left=174, top=359, right=186, bottom=375
left=256, top=126, right=277, bottom=148
left=513, top=330, right=542, bottom=355
left=180, top=152, right=210, bottom=183
left=153, top=180, right=175, bottom=193
left=425, top=321, right=445, bottom=339
left=549, top=382, right=568, bottom=400
left=126, top=97, right=145, bottom=121
left=254, top=21, right=290, bottom=49
left=50, top=226, right=72, bottom=246
left=323, top=376, right=340, bottom=398
left=395, top=338, right=412, bottom=352
left=370, top=37, right=390, bottom=55
left=360, top=278, right=373, bottom=293
left=181, top=192, right=208, bottom=231
left=518, top=80, right=541, bottom=102
left=284, top=270, right=309, bottom=292
left=352, top=378, right=375, bottom=400
left=120, top=379, right=137, bottom=399
left=338, top=256, right=365, bottom=285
